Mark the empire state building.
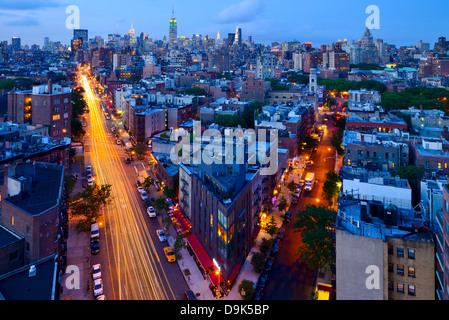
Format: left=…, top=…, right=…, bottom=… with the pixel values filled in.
left=169, top=9, right=177, bottom=50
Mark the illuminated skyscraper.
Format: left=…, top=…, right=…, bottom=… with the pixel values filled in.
left=169, top=8, right=177, bottom=50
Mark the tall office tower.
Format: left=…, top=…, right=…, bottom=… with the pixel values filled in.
left=360, top=27, right=379, bottom=64
left=11, top=37, right=21, bottom=51
left=235, top=26, right=242, bottom=47
left=169, top=8, right=178, bottom=50
left=73, top=29, right=88, bottom=49
left=44, top=37, right=49, bottom=50
left=227, top=33, right=235, bottom=47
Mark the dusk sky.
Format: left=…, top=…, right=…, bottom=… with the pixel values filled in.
left=0, top=0, right=448, bottom=48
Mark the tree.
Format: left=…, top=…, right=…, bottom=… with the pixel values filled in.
left=214, top=114, right=247, bottom=128
left=70, top=184, right=113, bottom=233
left=153, top=197, right=169, bottom=211
left=174, top=235, right=186, bottom=252
left=143, top=176, right=154, bottom=191
left=238, top=280, right=255, bottom=300
left=251, top=252, right=266, bottom=273
left=277, top=196, right=289, bottom=212
left=293, top=205, right=336, bottom=271
left=264, top=215, right=279, bottom=239
left=259, top=238, right=273, bottom=255
left=130, top=144, right=148, bottom=159
left=287, top=180, right=298, bottom=193
left=396, top=165, right=425, bottom=182
left=64, top=174, right=77, bottom=201
left=302, top=135, right=319, bottom=150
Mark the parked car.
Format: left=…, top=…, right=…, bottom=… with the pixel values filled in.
left=86, top=166, right=92, bottom=175
left=294, top=187, right=301, bottom=197
left=116, top=139, right=121, bottom=145
left=136, top=180, right=142, bottom=187
left=283, top=211, right=291, bottom=223
left=96, top=295, right=106, bottom=300
left=291, top=196, right=298, bottom=204
left=92, top=264, right=101, bottom=280
left=144, top=199, right=152, bottom=208
left=90, top=239, right=100, bottom=254
left=264, top=258, right=273, bottom=272
left=164, top=247, right=176, bottom=262
left=156, top=229, right=166, bottom=242
left=147, top=206, right=156, bottom=218
left=137, top=186, right=144, bottom=193
left=93, top=279, right=104, bottom=296
left=140, top=191, right=148, bottom=201
left=270, top=239, right=280, bottom=256
left=184, top=290, right=197, bottom=300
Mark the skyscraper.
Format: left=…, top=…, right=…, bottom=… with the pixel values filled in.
left=11, top=37, right=21, bottom=51
left=73, top=29, right=88, bottom=49
left=169, top=8, right=177, bottom=50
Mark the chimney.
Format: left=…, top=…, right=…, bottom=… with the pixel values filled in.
left=48, top=78, right=53, bottom=94
left=29, top=265, right=36, bottom=277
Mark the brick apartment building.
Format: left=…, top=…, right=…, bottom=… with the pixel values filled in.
left=7, top=79, right=72, bottom=140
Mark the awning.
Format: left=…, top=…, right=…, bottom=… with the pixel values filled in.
left=209, top=269, right=225, bottom=287
left=172, top=209, right=191, bottom=231
left=186, top=234, right=214, bottom=270
left=227, top=263, right=241, bottom=285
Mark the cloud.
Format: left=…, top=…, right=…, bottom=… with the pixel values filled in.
left=216, top=0, right=264, bottom=24
left=3, top=16, right=40, bottom=27
left=0, top=0, right=62, bottom=10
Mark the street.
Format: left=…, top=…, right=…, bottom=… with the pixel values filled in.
left=79, top=72, right=188, bottom=300
left=262, top=116, right=337, bottom=300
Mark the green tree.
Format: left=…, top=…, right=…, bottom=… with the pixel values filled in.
left=71, top=184, right=114, bottom=233
left=302, top=135, right=319, bottom=150
left=264, top=215, right=279, bottom=239
left=250, top=252, right=266, bottom=273
left=130, top=144, right=148, bottom=159
left=64, top=174, right=77, bottom=201
left=238, top=280, right=255, bottom=300
left=143, top=176, right=154, bottom=191
left=277, top=196, right=289, bottom=212
left=153, top=197, right=169, bottom=211
left=259, top=238, right=273, bottom=255
left=293, top=205, right=336, bottom=271
left=214, top=114, right=247, bottom=128
left=287, top=180, right=298, bottom=193
left=174, top=235, right=186, bottom=252
left=396, top=165, right=425, bottom=182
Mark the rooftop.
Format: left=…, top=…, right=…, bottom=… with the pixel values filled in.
left=0, top=254, right=58, bottom=300
left=5, top=162, right=64, bottom=216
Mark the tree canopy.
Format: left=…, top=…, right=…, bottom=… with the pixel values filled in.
left=293, top=205, right=336, bottom=271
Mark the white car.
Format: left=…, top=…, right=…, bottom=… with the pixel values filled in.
left=137, top=186, right=144, bottom=193
left=93, top=279, right=104, bottom=296
left=156, top=229, right=166, bottom=242
left=96, top=295, right=106, bottom=300
left=92, top=264, right=101, bottom=280
left=147, top=206, right=156, bottom=218
left=140, top=191, right=148, bottom=201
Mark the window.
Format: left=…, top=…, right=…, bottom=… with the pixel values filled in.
left=397, top=283, right=404, bottom=294
left=388, top=245, right=393, bottom=255
left=9, top=250, right=19, bottom=262
left=397, top=246, right=404, bottom=258
left=52, top=114, right=60, bottom=121
left=388, top=262, right=394, bottom=273
left=408, top=266, right=415, bottom=278
left=408, top=285, right=416, bottom=296
left=408, top=248, right=415, bottom=259
left=397, top=264, right=404, bottom=276
left=388, top=280, right=393, bottom=291
left=11, top=216, right=14, bottom=226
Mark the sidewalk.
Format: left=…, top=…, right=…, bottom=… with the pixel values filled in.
left=59, top=161, right=93, bottom=300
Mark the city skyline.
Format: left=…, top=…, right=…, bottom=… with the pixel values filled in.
left=1, top=0, right=448, bottom=48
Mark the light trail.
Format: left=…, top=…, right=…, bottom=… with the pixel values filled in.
left=78, top=70, right=175, bottom=300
